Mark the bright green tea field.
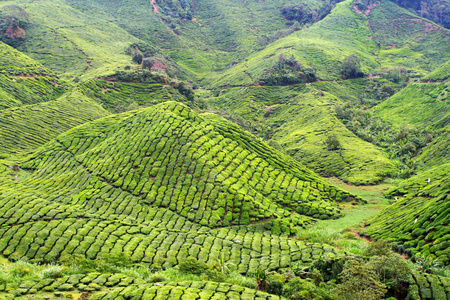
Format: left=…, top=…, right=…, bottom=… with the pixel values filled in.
left=0, top=0, right=449, bottom=299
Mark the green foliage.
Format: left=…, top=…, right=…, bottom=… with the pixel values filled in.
left=334, top=257, right=387, bottom=300
left=324, top=134, right=341, bottom=151
left=283, top=277, right=335, bottom=300
left=0, top=101, right=351, bottom=275
left=267, top=273, right=286, bottom=295
left=335, top=102, right=440, bottom=178
left=0, top=92, right=109, bottom=156
left=424, top=60, right=450, bottom=81
left=179, top=257, right=209, bottom=275
left=255, top=268, right=270, bottom=292
left=363, top=162, right=450, bottom=264
left=260, top=54, right=317, bottom=86
left=208, top=83, right=396, bottom=184
left=0, top=42, right=50, bottom=76
left=373, top=83, right=449, bottom=130
left=339, top=54, right=364, bottom=80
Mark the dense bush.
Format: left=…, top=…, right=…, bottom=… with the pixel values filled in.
left=334, top=257, right=387, bottom=300
left=339, top=55, right=364, bottom=80
left=260, top=54, right=317, bottom=86
left=283, top=277, right=335, bottom=300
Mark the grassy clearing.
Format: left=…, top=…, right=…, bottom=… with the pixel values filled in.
left=295, top=177, right=400, bottom=255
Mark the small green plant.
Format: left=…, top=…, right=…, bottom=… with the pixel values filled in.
left=42, top=265, right=65, bottom=279
left=267, top=273, right=286, bottom=295
left=283, top=277, right=335, bottom=300
left=178, top=257, right=209, bottom=275
left=415, top=255, right=442, bottom=274
left=255, top=268, right=270, bottom=292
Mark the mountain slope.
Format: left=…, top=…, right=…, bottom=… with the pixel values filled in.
left=2, top=0, right=143, bottom=80
left=373, top=82, right=449, bottom=130
left=0, top=101, right=358, bottom=270
left=0, top=92, right=110, bottom=156
left=362, top=162, right=450, bottom=264
left=207, top=80, right=396, bottom=184
left=204, top=0, right=450, bottom=87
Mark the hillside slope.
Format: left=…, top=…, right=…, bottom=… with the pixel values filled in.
left=0, top=92, right=110, bottom=156
left=0, top=101, right=359, bottom=271
left=207, top=81, right=396, bottom=184
left=205, top=0, right=450, bottom=87
left=373, top=82, right=449, bottom=130
left=362, top=162, right=450, bottom=264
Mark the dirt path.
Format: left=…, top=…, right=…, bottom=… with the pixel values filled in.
left=151, top=0, right=158, bottom=13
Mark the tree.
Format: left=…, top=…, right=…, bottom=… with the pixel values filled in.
left=334, top=257, right=387, bottom=300
left=0, top=5, right=29, bottom=42
left=325, top=134, right=341, bottom=150
left=340, top=54, right=364, bottom=79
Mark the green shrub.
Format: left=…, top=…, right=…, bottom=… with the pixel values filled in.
left=325, top=134, right=341, bottom=151
left=283, top=277, right=335, bottom=300
left=178, top=257, right=209, bottom=275
left=339, top=55, right=364, bottom=80
left=267, top=273, right=286, bottom=295
left=334, top=257, right=387, bottom=300
left=42, top=265, right=65, bottom=279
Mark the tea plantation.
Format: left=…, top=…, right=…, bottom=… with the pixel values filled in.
left=0, top=0, right=449, bottom=298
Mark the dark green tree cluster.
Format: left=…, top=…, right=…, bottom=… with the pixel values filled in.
left=339, top=54, right=364, bottom=80
left=0, top=5, right=29, bottom=46
left=260, top=54, right=317, bottom=86
left=280, top=1, right=340, bottom=25
left=390, top=0, right=450, bottom=28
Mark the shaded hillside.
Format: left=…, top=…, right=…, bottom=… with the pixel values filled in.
left=207, top=81, right=396, bottom=184
left=0, top=74, right=69, bottom=110
left=1, top=0, right=142, bottom=80
left=0, top=92, right=110, bottom=157
left=64, top=0, right=340, bottom=78
left=373, top=82, right=449, bottom=129
left=368, top=0, right=450, bottom=73
left=424, top=59, right=450, bottom=81
left=0, top=102, right=360, bottom=271
left=362, top=162, right=450, bottom=264
left=363, top=80, right=450, bottom=265
left=0, top=41, right=49, bottom=75
left=205, top=0, right=450, bottom=87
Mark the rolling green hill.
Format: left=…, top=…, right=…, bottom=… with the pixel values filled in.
left=424, top=59, right=450, bottom=82
left=0, top=101, right=359, bottom=271
left=0, top=92, right=110, bottom=157
left=206, top=80, right=396, bottom=184
left=204, top=0, right=450, bottom=87
left=362, top=162, right=450, bottom=264
left=0, top=0, right=449, bottom=298
left=373, top=82, right=449, bottom=130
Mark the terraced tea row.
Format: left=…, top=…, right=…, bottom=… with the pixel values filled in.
left=18, top=101, right=358, bottom=226
left=409, top=272, right=450, bottom=300
left=0, top=42, right=50, bottom=76
left=0, top=93, right=109, bottom=156
left=79, top=79, right=194, bottom=112
left=0, top=206, right=341, bottom=273
left=0, top=74, right=67, bottom=110
left=363, top=163, right=450, bottom=264
left=0, top=101, right=355, bottom=271
left=7, top=274, right=281, bottom=299
left=4, top=269, right=450, bottom=299
left=207, top=82, right=396, bottom=184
